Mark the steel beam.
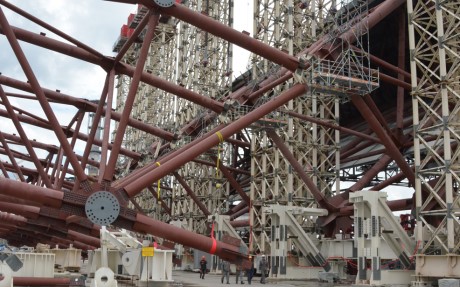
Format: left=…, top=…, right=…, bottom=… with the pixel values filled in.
left=0, top=131, right=25, bottom=181
left=123, top=84, right=308, bottom=198
left=173, top=172, right=211, bottom=216
left=159, top=4, right=300, bottom=72
left=104, top=12, right=160, bottom=183
left=0, top=86, right=52, bottom=187
left=0, top=7, right=88, bottom=184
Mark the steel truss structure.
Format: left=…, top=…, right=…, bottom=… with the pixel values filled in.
left=408, top=0, right=460, bottom=278
left=0, top=0, right=459, bottom=283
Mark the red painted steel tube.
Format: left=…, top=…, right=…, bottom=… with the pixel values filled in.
left=246, top=72, right=294, bottom=103
left=51, top=148, right=64, bottom=188
left=0, top=143, right=99, bottom=175
left=0, top=211, right=27, bottom=225
left=0, top=160, right=9, bottom=178
left=350, top=94, right=415, bottom=185
left=341, top=138, right=375, bottom=160
left=99, top=70, right=116, bottom=182
left=114, top=8, right=152, bottom=63
left=0, top=75, right=175, bottom=141
left=0, top=25, right=105, bottom=65
left=0, top=8, right=88, bottom=183
left=117, top=63, right=225, bottom=114
left=0, top=132, right=25, bottom=181
left=0, top=0, right=104, bottom=58
left=282, top=109, right=381, bottom=143
left=230, top=220, right=250, bottom=228
left=173, top=172, right=211, bottom=216
left=0, top=25, right=222, bottom=124
left=0, top=110, right=140, bottom=161
left=114, top=123, right=226, bottom=189
left=12, top=277, right=72, bottom=286
left=267, top=129, right=335, bottom=211
left=363, top=94, right=396, bottom=140
left=80, top=75, right=110, bottom=183
left=160, top=4, right=300, bottom=72
left=104, top=12, right=160, bottom=182
left=133, top=213, right=245, bottom=261
left=230, top=206, right=249, bottom=221
left=226, top=201, right=247, bottom=216
left=211, top=156, right=250, bottom=204
left=341, top=147, right=387, bottom=163
left=1, top=162, right=39, bottom=178
left=0, top=86, right=52, bottom=187
left=371, top=171, right=408, bottom=191
left=0, top=178, right=63, bottom=208
left=124, top=84, right=308, bottom=198
left=58, top=112, right=84, bottom=189
left=349, top=155, right=393, bottom=192
left=67, top=230, right=101, bottom=248
left=350, top=46, right=411, bottom=81
left=0, top=194, right=41, bottom=207
left=0, top=202, right=40, bottom=219
left=338, top=0, right=406, bottom=49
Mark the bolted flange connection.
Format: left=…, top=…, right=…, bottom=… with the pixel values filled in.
left=85, top=191, right=120, bottom=226
left=153, top=0, right=175, bottom=8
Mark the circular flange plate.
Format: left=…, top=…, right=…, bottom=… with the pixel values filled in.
left=154, top=0, right=175, bottom=8
left=85, top=191, right=120, bottom=226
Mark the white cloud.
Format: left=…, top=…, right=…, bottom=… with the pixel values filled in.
left=0, top=1, right=133, bottom=168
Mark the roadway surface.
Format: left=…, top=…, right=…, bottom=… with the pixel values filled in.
left=168, top=270, right=347, bottom=287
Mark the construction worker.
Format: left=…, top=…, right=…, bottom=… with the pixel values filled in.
left=199, top=256, right=207, bottom=279
left=259, top=255, right=269, bottom=284
left=221, top=260, right=230, bottom=284
left=236, top=263, right=244, bottom=284
left=246, top=255, right=255, bottom=284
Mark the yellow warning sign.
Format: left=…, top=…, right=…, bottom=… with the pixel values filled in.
left=142, top=247, right=154, bottom=257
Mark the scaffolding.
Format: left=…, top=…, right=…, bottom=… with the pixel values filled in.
left=172, top=0, right=234, bottom=235
left=408, top=0, right=460, bottom=280
left=249, top=0, right=346, bottom=261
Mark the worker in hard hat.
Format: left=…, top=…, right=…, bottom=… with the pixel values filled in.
left=199, top=255, right=207, bottom=279
left=259, top=254, right=269, bottom=284
left=245, top=255, right=255, bottom=284
left=221, top=259, right=231, bottom=284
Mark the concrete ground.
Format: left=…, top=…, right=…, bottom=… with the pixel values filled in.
left=170, top=270, right=341, bottom=287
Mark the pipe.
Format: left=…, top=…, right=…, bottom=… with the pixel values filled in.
left=230, top=220, right=250, bottom=228
left=124, top=84, right=308, bottom=198
left=12, top=277, right=72, bottom=286
left=133, top=213, right=247, bottom=262
left=160, top=4, right=300, bottom=72
left=0, top=178, right=63, bottom=208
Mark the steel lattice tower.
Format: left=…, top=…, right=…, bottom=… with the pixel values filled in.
left=249, top=0, right=341, bottom=257
left=408, top=0, right=460, bottom=278
left=173, top=0, right=233, bottom=235
left=113, top=6, right=178, bottom=222
left=249, top=3, right=378, bottom=275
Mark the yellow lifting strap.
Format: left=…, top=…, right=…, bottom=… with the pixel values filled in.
left=156, top=162, right=161, bottom=199
left=215, top=131, right=224, bottom=180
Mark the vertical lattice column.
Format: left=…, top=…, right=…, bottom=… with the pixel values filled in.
left=87, top=110, right=104, bottom=177
left=113, top=9, right=178, bottom=221
left=408, top=0, right=460, bottom=267
left=114, top=70, right=133, bottom=174
left=249, top=0, right=341, bottom=257
left=173, top=0, right=233, bottom=234
left=138, top=21, right=178, bottom=222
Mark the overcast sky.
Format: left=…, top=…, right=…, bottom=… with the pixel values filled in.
left=0, top=1, right=414, bottom=210
left=0, top=0, right=252, bottom=166
left=0, top=1, right=135, bottom=164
